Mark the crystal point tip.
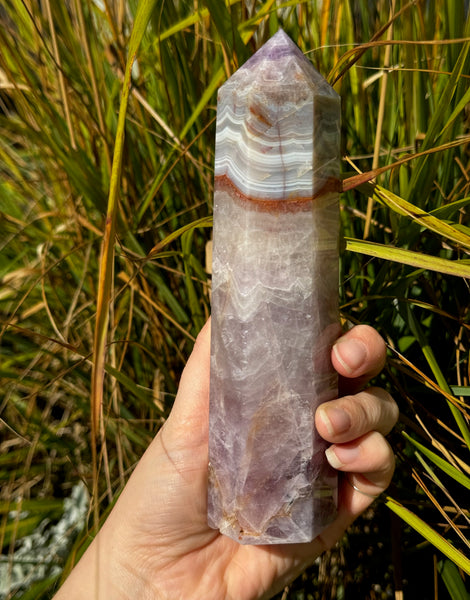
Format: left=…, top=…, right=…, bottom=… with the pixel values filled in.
left=224, top=29, right=339, bottom=101
left=213, top=29, right=341, bottom=203
left=250, top=28, right=305, bottom=61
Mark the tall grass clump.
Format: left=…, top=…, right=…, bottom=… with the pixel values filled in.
left=0, top=1, right=469, bottom=598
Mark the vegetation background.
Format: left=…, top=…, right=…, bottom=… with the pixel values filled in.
left=1, top=0, right=469, bottom=598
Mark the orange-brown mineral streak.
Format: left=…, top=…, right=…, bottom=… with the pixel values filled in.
left=248, top=104, right=272, bottom=128
left=214, top=174, right=340, bottom=213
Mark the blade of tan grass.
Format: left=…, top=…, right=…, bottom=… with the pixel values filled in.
left=327, top=1, right=423, bottom=85
left=411, top=460, right=470, bottom=548
left=343, top=135, right=470, bottom=192
left=329, top=36, right=470, bottom=85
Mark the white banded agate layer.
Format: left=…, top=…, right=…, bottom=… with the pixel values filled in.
left=208, top=29, right=341, bottom=545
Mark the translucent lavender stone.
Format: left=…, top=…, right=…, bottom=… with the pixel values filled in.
left=208, top=29, right=341, bottom=545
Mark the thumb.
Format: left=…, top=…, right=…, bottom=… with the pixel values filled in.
left=164, top=318, right=211, bottom=447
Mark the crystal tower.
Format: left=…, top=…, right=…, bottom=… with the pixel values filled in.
left=208, top=30, right=341, bottom=545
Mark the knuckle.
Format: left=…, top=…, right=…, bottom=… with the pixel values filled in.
left=353, top=390, right=383, bottom=428
left=369, top=433, right=395, bottom=475
left=359, top=387, right=399, bottom=434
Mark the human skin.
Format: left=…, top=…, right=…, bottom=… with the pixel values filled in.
left=53, top=319, right=398, bottom=600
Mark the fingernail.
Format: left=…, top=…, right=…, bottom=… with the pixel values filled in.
left=318, top=407, right=351, bottom=436
left=325, top=445, right=360, bottom=469
left=333, top=338, right=367, bottom=374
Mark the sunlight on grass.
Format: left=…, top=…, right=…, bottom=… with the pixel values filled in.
left=1, top=0, right=469, bottom=597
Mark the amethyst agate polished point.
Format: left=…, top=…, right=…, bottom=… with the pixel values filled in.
left=208, top=29, right=341, bottom=545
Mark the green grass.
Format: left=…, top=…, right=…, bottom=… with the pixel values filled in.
left=1, top=0, right=469, bottom=597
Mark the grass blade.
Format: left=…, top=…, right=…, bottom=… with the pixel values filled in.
left=386, top=497, right=470, bottom=575
left=405, top=304, right=470, bottom=451
left=403, top=432, right=470, bottom=489
left=370, top=184, right=470, bottom=250
left=91, top=0, right=159, bottom=439
left=438, top=558, right=470, bottom=600
left=344, top=238, right=470, bottom=278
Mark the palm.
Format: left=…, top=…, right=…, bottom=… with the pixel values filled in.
left=121, top=417, right=328, bottom=600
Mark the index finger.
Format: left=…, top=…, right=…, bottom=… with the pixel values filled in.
left=331, top=324, right=387, bottom=395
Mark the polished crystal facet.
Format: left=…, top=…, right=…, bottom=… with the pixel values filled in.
left=208, top=29, right=341, bottom=545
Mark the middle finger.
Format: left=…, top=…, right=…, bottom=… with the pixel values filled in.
left=315, top=386, right=398, bottom=444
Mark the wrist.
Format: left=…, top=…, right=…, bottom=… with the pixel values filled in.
left=53, top=521, right=153, bottom=600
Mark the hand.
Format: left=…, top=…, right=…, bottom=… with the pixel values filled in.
left=54, top=319, right=398, bottom=600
